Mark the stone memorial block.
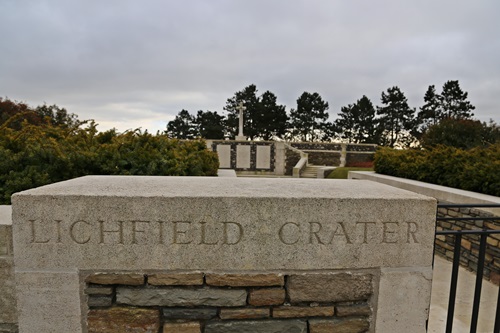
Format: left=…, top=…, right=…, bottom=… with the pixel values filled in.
left=216, top=144, right=231, bottom=169
left=256, top=145, right=271, bottom=169
left=12, top=176, right=436, bottom=332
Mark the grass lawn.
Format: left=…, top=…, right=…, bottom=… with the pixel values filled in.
left=326, top=167, right=374, bottom=179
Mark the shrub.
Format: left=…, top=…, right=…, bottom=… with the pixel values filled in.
left=0, top=120, right=219, bottom=204
left=374, top=145, right=500, bottom=196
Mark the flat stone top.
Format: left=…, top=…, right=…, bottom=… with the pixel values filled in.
left=12, top=176, right=433, bottom=201
left=0, top=205, right=12, bottom=225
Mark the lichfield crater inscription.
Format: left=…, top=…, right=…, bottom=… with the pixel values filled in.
left=12, top=176, right=436, bottom=333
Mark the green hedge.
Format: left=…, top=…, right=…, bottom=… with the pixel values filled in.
left=0, top=120, right=219, bottom=204
left=374, top=144, right=500, bottom=197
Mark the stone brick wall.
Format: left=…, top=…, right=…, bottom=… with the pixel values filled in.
left=290, top=143, right=342, bottom=151
left=345, top=153, right=374, bottom=167
left=307, top=152, right=341, bottom=166
left=85, top=271, right=373, bottom=333
left=435, top=205, right=500, bottom=284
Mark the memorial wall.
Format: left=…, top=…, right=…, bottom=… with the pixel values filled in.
left=12, top=176, right=436, bottom=333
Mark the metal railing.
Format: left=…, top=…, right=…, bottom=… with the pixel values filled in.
left=434, top=203, right=500, bottom=333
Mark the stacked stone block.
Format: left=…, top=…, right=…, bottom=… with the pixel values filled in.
left=86, top=272, right=373, bottom=333
left=435, top=205, right=500, bottom=284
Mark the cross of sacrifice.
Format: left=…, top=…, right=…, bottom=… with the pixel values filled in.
left=236, top=102, right=246, bottom=140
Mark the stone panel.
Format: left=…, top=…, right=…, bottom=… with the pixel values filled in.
left=87, top=307, right=160, bottom=333
left=15, top=272, right=81, bottom=333
left=116, top=287, right=247, bottom=307
left=236, top=145, right=251, bottom=169
left=288, top=273, right=372, bottom=303
left=256, top=146, right=271, bottom=169
left=217, top=145, right=231, bottom=169
left=376, top=267, right=432, bottom=332
left=205, top=319, right=307, bottom=333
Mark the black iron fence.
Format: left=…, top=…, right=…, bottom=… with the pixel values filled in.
left=434, top=203, right=500, bottom=333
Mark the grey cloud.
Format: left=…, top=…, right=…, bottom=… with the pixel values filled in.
left=1, top=0, right=499, bottom=132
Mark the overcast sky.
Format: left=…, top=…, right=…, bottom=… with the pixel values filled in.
left=1, top=0, right=499, bottom=133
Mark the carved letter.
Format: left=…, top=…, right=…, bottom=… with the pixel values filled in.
left=55, top=220, right=63, bottom=243
left=70, top=220, right=91, bottom=244
left=356, top=222, right=376, bottom=244
left=406, top=222, right=419, bottom=243
left=199, top=222, right=219, bottom=245
left=222, top=222, right=243, bottom=245
left=278, top=222, right=300, bottom=245
left=382, top=222, right=399, bottom=244
left=131, top=220, right=150, bottom=244
left=173, top=221, right=192, bottom=244
left=157, top=220, right=166, bottom=244
left=308, top=222, right=324, bottom=244
left=99, top=220, right=124, bottom=244
left=327, top=222, right=352, bottom=244
left=30, top=220, right=50, bottom=244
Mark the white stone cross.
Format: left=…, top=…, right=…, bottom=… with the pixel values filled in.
left=236, top=101, right=246, bottom=140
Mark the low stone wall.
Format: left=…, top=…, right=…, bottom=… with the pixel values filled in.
left=435, top=205, right=500, bottom=284
left=85, top=272, right=373, bottom=332
left=345, top=152, right=374, bottom=167
left=349, top=171, right=500, bottom=284
left=0, top=206, right=17, bottom=333
left=208, top=141, right=376, bottom=175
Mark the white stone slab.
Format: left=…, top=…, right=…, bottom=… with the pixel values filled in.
left=236, top=145, right=251, bottom=169
left=0, top=206, right=12, bottom=225
left=376, top=267, right=433, bottom=332
left=216, top=145, right=231, bottom=169
left=15, top=271, right=82, bottom=332
left=256, top=146, right=271, bottom=169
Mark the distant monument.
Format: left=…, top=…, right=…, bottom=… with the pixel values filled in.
left=235, top=101, right=246, bottom=141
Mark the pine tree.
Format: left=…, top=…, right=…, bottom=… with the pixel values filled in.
left=289, top=92, right=329, bottom=141
left=224, top=85, right=288, bottom=140
left=417, top=85, right=442, bottom=129
left=377, top=87, right=416, bottom=148
left=440, top=80, right=475, bottom=119
left=165, top=110, right=198, bottom=139
left=335, top=95, right=378, bottom=143
left=195, top=110, right=225, bottom=139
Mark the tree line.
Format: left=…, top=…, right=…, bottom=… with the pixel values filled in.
left=167, top=80, right=499, bottom=148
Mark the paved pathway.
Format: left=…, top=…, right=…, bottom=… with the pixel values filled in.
left=428, top=256, right=498, bottom=332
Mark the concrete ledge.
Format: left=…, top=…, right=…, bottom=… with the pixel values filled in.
left=217, top=170, right=237, bottom=177
left=348, top=171, right=500, bottom=215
